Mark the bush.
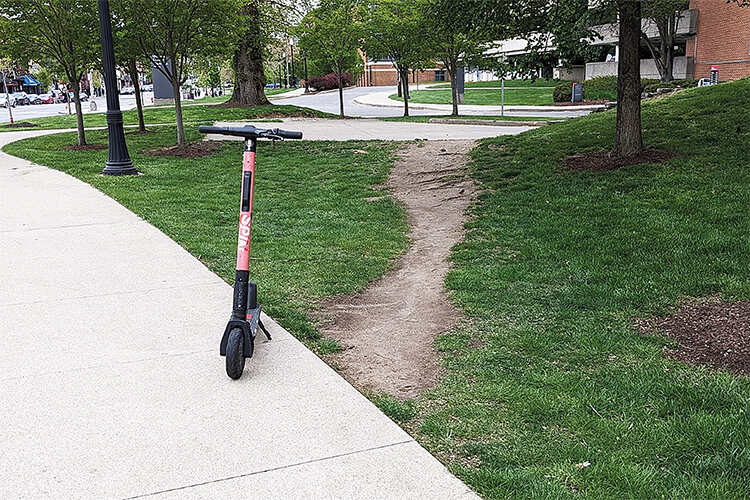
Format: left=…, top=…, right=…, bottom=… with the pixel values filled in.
left=553, top=80, right=575, bottom=102
left=308, top=72, right=353, bottom=91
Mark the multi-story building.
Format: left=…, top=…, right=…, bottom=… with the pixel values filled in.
left=588, top=0, right=750, bottom=81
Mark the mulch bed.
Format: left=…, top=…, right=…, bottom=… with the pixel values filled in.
left=126, top=129, right=155, bottom=135
left=145, top=141, right=223, bottom=158
left=638, top=299, right=750, bottom=376
left=564, top=149, right=677, bottom=172
left=63, top=144, right=107, bottom=152
left=3, top=121, right=39, bottom=128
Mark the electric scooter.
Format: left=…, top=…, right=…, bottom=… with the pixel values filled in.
left=198, top=124, right=303, bottom=379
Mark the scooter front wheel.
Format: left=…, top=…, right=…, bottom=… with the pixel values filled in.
left=225, top=327, right=245, bottom=380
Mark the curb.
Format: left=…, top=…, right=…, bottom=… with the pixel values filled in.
left=428, top=118, right=555, bottom=127
left=353, top=94, right=606, bottom=112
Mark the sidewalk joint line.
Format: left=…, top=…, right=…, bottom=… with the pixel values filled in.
left=0, top=281, right=224, bottom=308
left=123, top=439, right=415, bottom=499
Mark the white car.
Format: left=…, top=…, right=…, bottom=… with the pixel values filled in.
left=120, top=86, right=135, bottom=95
left=0, top=94, right=16, bottom=108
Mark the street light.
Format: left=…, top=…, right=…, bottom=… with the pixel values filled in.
left=97, top=0, right=137, bottom=176
left=303, top=52, right=309, bottom=94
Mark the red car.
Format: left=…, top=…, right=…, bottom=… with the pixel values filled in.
left=39, top=93, right=56, bottom=104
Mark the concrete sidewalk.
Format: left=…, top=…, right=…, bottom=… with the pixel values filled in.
left=354, top=90, right=606, bottom=113
left=208, top=117, right=534, bottom=141
left=0, top=130, right=477, bottom=499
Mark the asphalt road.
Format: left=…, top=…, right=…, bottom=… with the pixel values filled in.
left=0, top=85, right=591, bottom=124
left=0, top=93, right=153, bottom=124
left=278, top=85, right=592, bottom=119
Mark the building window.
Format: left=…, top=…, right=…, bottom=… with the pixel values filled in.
left=434, top=70, right=446, bottom=81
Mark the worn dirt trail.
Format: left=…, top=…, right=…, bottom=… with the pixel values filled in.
left=317, top=140, right=476, bottom=399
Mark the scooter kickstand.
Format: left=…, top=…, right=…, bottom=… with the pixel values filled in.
left=258, top=319, right=272, bottom=341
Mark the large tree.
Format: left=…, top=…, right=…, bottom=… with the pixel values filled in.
left=1, top=0, right=100, bottom=145
left=362, top=0, right=430, bottom=117
left=614, top=0, right=643, bottom=157
left=297, top=0, right=362, bottom=119
left=227, top=0, right=303, bottom=107
left=111, top=7, right=148, bottom=133
left=117, top=0, right=237, bottom=145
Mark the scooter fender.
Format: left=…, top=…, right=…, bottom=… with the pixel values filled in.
left=220, top=320, right=254, bottom=359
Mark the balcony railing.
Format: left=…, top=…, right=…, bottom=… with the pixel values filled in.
left=590, top=9, right=698, bottom=46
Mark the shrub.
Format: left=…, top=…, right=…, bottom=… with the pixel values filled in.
left=308, top=72, right=353, bottom=91
left=553, top=80, right=575, bottom=102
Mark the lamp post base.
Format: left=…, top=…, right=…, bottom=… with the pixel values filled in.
left=102, top=160, right=138, bottom=176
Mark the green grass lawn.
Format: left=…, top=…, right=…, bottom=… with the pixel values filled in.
left=379, top=115, right=565, bottom=123
left=0, top=103, right=333, bottom=132
left=391, top=88, right=554, bottom=106
left=3, top=128, right=408, bottom=353
left=398, top=79, right=750, bottom=498
left=432, top=79, right=561, bottom=89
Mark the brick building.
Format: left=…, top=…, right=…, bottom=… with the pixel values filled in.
left=357, top=54, right=449, bottom=87
left=687, top=0, right=750, bottom=80
left=588, top=0, right=750, bottom=81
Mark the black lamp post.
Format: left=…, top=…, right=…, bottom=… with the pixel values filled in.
left=303, top=52, right=309, bottom=93
left=98, top=0, right=137, bottom=176
left=290, top=43, right=295, bottom=87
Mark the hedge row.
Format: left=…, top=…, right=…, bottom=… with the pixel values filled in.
left=308, top=72, right=354, bottom=91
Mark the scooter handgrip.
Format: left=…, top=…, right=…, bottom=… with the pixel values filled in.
left=274, top=129, right=303, bottom=140
left=198, top=125, right=225, bottom=134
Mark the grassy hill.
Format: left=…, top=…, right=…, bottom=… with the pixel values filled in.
left=408, top=79, right=750, bottom=498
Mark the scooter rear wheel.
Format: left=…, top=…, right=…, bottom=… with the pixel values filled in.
left=225, top=327, right=245, bottom=380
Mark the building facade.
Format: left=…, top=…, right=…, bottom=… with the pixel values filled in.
left=358, top=55, right=450, bottom=87
left=588, top=1, right=750, bottom=81
left=687, top=0, right=750, bottom=80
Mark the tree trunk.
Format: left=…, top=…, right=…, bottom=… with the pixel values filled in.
left=128, top=58, right=146, bottom=132
left=172, top=79, right=186, bottom=145
left=400, top=68, right=410, bottom=117
left=72, top=85, right=86, bottom=146
left=337, top=69, right=345, bottom=119
left=227, top=29, right=269, bottom=106
left=449, top=65, right=459, bottom=116
left=615, top=1, right=643, bottom=158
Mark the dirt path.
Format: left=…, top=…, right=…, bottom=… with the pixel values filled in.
left=317, top=140, right=476, bottom=399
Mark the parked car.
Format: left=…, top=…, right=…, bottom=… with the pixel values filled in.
left=39, top=93, right=56, bottom=104
left=68, top=91, right=89, bottom=102
left=0, top=94, right=16, bottom=108
left=265, top=83, right=280, bottom=88
left=141, top=84, right=153, bottom=92
left=27, top=94, right=44, bottom=105
left=12, top=92, right=30, bottom=105
left=120, top=86, right=135, bottom=95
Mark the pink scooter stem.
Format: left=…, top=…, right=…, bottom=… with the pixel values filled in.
left=236, top=146, right=256, bottom=272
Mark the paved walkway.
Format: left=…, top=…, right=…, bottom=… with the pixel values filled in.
left=209, top=117, right=534, bottom=141
left=275, top=85, right=593, bottom=119
left=353, top=89, right=605, bottom=113
left=0, top=129, right=477, bottom=499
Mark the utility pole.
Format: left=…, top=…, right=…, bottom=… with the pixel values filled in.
left=303, top=52, right=309, bottom=93
left=290, top=42, right=295, bottom=87
left=1, top=70, right=14, bottom=125
left=97, top=0, right=137, bottom=176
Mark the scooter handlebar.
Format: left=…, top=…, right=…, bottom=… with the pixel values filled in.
left=198, top=125, right=302, bottom=140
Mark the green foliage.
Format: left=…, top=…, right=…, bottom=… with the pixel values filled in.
left=553, top=80, right=574, bottom=102
left=115, top=0, right=238, bottom=144
left=296, top=0, right=363, bottom=116
left=362, top=0, right=430, bottom=71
